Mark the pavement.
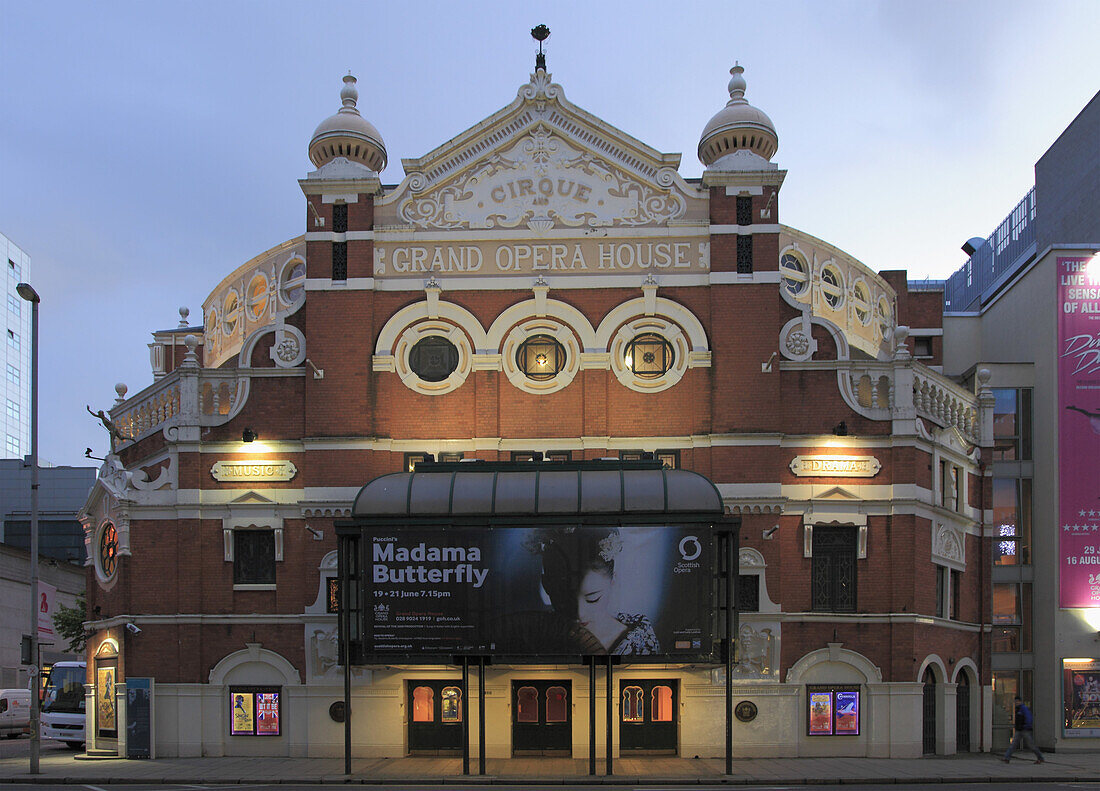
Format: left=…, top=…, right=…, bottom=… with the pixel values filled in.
left=3, top=747, right=1100, bottom=785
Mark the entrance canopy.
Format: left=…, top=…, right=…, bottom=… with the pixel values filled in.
left=350, top=460, right=725, bottom=520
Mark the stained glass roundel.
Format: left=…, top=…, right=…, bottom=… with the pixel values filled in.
left=409, top=336, right=460, bottom=382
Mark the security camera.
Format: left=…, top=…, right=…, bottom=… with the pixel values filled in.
left=125, top=623, right=141, bottom=634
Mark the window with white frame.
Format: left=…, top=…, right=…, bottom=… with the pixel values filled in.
left=224, top=523, right=283, bottom=589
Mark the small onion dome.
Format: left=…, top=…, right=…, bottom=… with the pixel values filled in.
left=308, top=74, right=387, bottom=173
left=698, top=64, right=778, bottom=167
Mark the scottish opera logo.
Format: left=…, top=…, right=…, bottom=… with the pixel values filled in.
left=679, top=535, right=702, bottom=561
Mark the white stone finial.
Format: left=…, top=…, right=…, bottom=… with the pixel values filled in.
left=727, top=64, right=747, bottom=104
left=893, top=325, right=911, bottom=361
left=114, top=383, right=128, bottom=404
left=977, top=367, right=992, bottom=386
left=178, top=306, right=190, bottom=327
left=340, top=74, right=360, bottom=114
left=183, top=334, right=200, bottom=368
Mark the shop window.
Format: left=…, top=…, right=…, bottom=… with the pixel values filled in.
left=992, top=582, right=1032, bottom=652
left=622, top=686, right=644, bottom=722
left=625, top=333, right=674, bottom=379
left=993, top=388, right=1032, bottom=461
left=736, top=235, right=753, bottom=274
left=992, top=670, right=1031, bottom=749
left=811, top=526, right=857, bottom=613
left=233, top=530, right=276, bottom=586
left=545, top=686, right=568, bottom=722
left=404, top=452, right=434, bottom=472
left=412, top=686, right=434, bottom=722
left=651, top=686, right=673, bottom=722
left=230, top=687, right=281, bottom=736
left=332, top=242, right=347, bottom=280
left=994, top=478, right=1032, bottom=565
left=440, top=687, right=462, bottom=723
left=517, top=334, right=565, bottom=381
left=736, top=195, right=753, bottom=226
left=409, top=336, right=460, bottom=382
left=332, top=203, right=348, bottom=233
left=516, top=686, right=538, bottom=722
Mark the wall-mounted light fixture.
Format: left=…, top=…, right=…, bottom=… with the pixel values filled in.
left=242, top=427, right=258, bottom=443
left=833, top=421, right=848, bottom=437
left=762, top=525, right=779, bottom=540
left=761, top=351, right=778, bottom=373
left=305, top=525, right=324, bottom=541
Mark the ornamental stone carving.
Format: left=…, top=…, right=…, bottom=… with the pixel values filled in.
left=397, top=129, right=686, bottom=231
left=932, top=523, right=966, bottom=569
left=269, top=324, right=306, bottom=368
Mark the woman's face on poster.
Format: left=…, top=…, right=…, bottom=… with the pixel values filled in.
left=576, top=568, right=614, bottom=630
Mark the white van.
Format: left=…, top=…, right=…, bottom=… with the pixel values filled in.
left=0, top=689, right=31, bottom=738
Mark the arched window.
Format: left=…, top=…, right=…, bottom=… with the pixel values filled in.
left=280, top=259, right=307, bottom=305
left=517, top=686, right=539, bottom=722
left=223, top=291, right=240, bottom=335
left=546, top=686, right=568, bottom=722
left=247, top=274, right=269, bottom=321
left=622, top=686, right=643, bottom=722
left=517, top=335, right=566, bottom=381
left=852, top=281, right=871, bottom=325
left=412, top=686, right=434, bottom=722
left=625, top=334, right=674, bottom=379
left=821, top=266, right=844, bottom=309
left=651, top=686, right=673, bottom=722
left=441, top=686, right=462, bottom=723
left=781, top=252, right=808, bottom=296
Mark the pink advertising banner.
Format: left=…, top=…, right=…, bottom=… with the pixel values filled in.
left=1059, top=255, right=1100, bottom=607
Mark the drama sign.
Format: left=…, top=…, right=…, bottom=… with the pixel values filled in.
left=360, top=525, right=714, bottom=661
left=211, top=460, right=298, bottom=482
left=789, top=455, right=881, bottom=478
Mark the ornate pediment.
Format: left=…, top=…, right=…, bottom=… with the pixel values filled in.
left=378, top=72, right=704, bottom=233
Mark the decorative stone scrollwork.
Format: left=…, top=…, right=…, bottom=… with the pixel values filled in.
left=779, top=315, right=817, bottom=362
left=932, top=522, right=966, bottom=570
left=733, top=623, right=780, bottom=679
left=786, top=330, right=810, bottom=357
left=518, top=70, right=562, bottom=102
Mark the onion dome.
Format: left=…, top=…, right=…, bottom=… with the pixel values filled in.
left=308, top=74, right=387, bottom=173
left=698, top=64, right=778, bottom=167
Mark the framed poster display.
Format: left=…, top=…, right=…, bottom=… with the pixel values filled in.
left=807, top=685, right=861, bottom=736
left=1064, top=659, right=1100, bottom=736
left=229, top=687, right=281, bottom=736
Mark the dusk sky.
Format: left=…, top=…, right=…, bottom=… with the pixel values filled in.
left=2, top=0, right=1098, bottom=468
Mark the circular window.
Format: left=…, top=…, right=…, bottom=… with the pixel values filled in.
left=409, top=336, right=460, bottom=382
left=877, top=297, right=892, bottom=340
left=393, top=321, right=473, bottom=395
left=609, top=317, right=691, bottom=393
left=280, top=257, right=307, bottom=307
left=516, top=335, right=566, bottom=381
left=247, top=274, right=269, bottom=321
left=223, top=291, right=240, bottom=335
left=821, top=265, right=844, bottom=309
left=852, top=280, right=871, bottom=325
left=98, top=522, right=118, bottom=581
left=780, top=252, right=808, bottom=296
left=626, top=333, right=674, bottom=379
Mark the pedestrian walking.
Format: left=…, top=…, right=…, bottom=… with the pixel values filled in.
left=1003, top=696, right=1044, bottom=763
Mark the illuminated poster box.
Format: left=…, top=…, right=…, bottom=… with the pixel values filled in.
left=1064, top=659, right=1100, bottom=737
left=807, top=685, right=860, bottom=736
left=230, top=688, right=280, bottom=736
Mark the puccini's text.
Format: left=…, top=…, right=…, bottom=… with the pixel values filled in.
left=372, top=540, right=488, bottom=588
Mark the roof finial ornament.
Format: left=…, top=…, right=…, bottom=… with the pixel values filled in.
left=531, top=24, right=550, bottom=72
left=727, top=62, right=747, bottom=104
left=339, top=73, right=360, bottom=115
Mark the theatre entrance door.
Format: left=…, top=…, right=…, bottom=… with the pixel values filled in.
left=407, top=680, right=464, bottom=754
left=512, top=680, right=572, bottom=755
left=619, top=679, right=678, bottom=753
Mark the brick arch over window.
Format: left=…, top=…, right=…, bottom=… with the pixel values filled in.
left=485, top=298, right=597, bottom=350
left=374, top=299, right=488, bottom=356
left=786, top=646, right=882, bottom=684
left=594, top=296, right=709, bottom=352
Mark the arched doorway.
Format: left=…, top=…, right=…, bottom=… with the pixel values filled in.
left=955, top=672, right=971, bottom=752
left=922, top=667, right=937, bottom=755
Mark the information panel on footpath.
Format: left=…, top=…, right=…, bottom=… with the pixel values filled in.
left=1058, top=256, right=1100, bottom=607
left=362, top=525, right=714, bottom=661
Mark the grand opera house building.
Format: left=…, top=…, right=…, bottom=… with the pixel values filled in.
left=77, top=50, right=995, bottom=764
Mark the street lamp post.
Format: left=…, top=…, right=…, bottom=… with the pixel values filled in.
left=17, top=282, right=41, bottom=775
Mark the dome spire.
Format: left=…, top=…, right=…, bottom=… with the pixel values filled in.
left=698, top=61, right=779, bottom=169
left=531, top=24, right=550, bottom=72
left=308, top=73, right=387, bottom=173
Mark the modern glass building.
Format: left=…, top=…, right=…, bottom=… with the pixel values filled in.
left=1, top=231, right=31, bottom=460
